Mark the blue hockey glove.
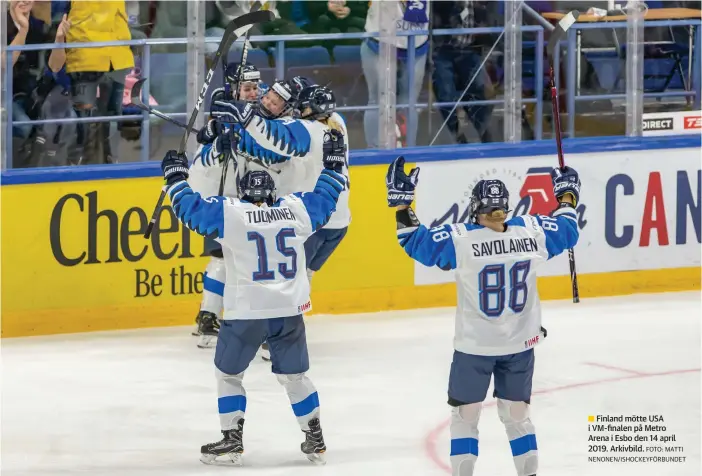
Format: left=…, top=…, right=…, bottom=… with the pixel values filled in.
left=551, top=166, right=581, bottom=206
left=161, top=150, right=189, bottom=186
left=322, top=128, right=347, bottom=173
left=314, top=169, right=347, bottom=203
left=209, top=127, right=235, bottom=163
left=209, top=86, right=230, bottom=105
left=196, top=119, right=225, bottom=145
left=211, top=100, right=255, bottom=128
left=386, top=155, right=419, bottom=207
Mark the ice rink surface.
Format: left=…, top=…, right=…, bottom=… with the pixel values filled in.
left=2, top=292, right=700, bottom=476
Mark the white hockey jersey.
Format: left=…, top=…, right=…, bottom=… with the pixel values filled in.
left=397, top=208, right=580, bottom=356
left=234, top=113, right=351, bottom=230
left=188, top=142, right=239, bottom=199
left=167, top=175, right=342, bottom=320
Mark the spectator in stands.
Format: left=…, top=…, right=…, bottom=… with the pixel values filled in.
left=5, top=0, right=76, bottom=167
left=360, top=0, right=430, bottom=148
left=64, top=0, right=134, bottom=164
left=431, top=1, right=498, bottom=144
left=305, top=1, right=368, bottom=48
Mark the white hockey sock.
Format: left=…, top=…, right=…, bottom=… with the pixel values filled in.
left=306, top=268, right=315, bottom=283
left=497, top=398, right=538, bottom=476
left=216, top=368, right=246, bottom=431
left=276, top=373, right=320, bottom=430
left=201, top=257, right=225, bottom=316
left=450, top=403, right=482, bottom=476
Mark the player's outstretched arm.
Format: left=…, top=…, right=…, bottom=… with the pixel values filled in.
left=212, top=100, right=312, bottom=163
left=162, top=150, right=228, bottom=239
left=290, top=162, right=347, bottom=232
left=387, top=156, right=457, bottom=271
left=537, top=166, right=581, bottom=259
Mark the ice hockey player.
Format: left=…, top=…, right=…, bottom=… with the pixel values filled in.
left=211, top=84, right=350, bottom=361
left=214, top=84, right=350, bottom=283
left=188, top=63, right=262, bottom=347
left=159, top=145, right=347, bottom=466
left=386, top=156, right=581, bottom=476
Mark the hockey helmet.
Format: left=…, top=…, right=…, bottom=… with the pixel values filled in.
left=225, top=63, right=261, bottom=101
left=297, top=85, right=336, bottom=120
left=468, top=179, right=510, bottom=223
left=259, top=79, right=297, bottom=119
left=239, top=170, right=277, bottom=206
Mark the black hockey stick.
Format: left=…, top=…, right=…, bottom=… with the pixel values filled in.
left=218, top=1, right=263, bottom=196
left=547, top=10, right=580, bottom=303
left=143, top=9, right=274, bottom=239
left=130, top=79, right=199, bottom=134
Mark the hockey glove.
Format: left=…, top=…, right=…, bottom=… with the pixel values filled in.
left=551, top=166, right=581, bottom=207
left=162, top=150, right=189, bottom=187
left=386, top=155, right=419, bottom=207
left=211, top=100, right=255, bottom=128
left=314, top=169, right=347, bottom=203
left=196, top=119, right=226, bottom=145
left=209, top=86, right=230, bottom=105
left=322, top=128, right=347, bottom=173
left=207, top=127, right=237, bottom=166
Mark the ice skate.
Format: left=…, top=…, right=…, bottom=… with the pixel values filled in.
left=301, top=417, right=326, bottom=465
left=196, top=312, right=220, bottom=348
left=200, top=419, right=244, bottom=466
left=260, top=342, right=271, bottom=361
left=192, top=310, right=204, bottom=336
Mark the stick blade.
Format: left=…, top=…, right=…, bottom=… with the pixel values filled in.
left=131, top=78, right=147, bottom=106
left=546, top=10, right=580, bottom=57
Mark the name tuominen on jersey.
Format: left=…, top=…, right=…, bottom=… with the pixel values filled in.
left=246, top=207, right=297, bottom=224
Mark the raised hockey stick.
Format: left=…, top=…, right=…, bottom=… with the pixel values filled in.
left=143, top=9, right=274, bottom=239
left=547, top=10, right=580, bottom=303
left=218, top=1, right=264, bottom=196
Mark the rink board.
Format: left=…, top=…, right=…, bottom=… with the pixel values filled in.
left=1, top=135, right=700, bottom=337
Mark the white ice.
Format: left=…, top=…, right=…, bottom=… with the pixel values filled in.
left=2, top=292, right=700, bottom=476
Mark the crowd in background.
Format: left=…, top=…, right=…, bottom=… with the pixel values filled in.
left=3, top=0, right=700, bottom=167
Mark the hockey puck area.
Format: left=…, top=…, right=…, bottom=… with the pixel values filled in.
left=1, top=292, right=699, bottom=475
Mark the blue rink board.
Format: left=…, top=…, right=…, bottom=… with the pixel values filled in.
left=2, top=135, right=700, bottom=186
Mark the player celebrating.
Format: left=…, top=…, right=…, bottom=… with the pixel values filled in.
left=188, top=63, right=262, bottom=347
left=160, top=147, right=347, bottom=466
left=386, top=156, right=580, bottom=476
left=215, top=84, right=350, bottom=282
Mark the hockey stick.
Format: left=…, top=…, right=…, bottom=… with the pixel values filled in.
left=130, top=79, right=199, bottom=134
left=218, top=1, right=263, bottom=196
left=546, top=10, right=580, bottom=303
left=143, top=10, right=274, bottom=239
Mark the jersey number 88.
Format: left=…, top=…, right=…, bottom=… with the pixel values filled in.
left=478, top=260, right=531, bottom=318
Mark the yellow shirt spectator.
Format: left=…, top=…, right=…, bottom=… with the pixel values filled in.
left=65, top=0, right=134, bottom=73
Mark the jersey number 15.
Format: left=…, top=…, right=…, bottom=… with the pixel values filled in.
left=247, top=228, right=297, bottom=281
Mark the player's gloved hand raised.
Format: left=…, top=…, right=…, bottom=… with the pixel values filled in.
left=196, top=119, right=226, bottom=145
left=206, top=127, right=237, bottom=166
left=386, top=155, right=419, bottom=207
left=211, top=100, right=255, bottom=128
left=322, top=128, right=347, bottom=173
left=161, top=150, right=189, bottom=187
left=314, top=168, right=347, bottom=203
left=551, top=166, right=581, bottom=207
left=209, top=86, right=230, bottom=105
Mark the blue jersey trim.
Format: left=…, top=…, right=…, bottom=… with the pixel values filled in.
left=3, top=135, right=698, bottom=185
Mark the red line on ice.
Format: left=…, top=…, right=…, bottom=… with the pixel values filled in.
left=424, top=366, right=700, bottom=474
left=582, top=362, right=649, bottom=376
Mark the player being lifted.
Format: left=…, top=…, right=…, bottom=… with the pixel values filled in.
left=385, top=156, right=581, bottom=476
left=189, top=63, right=264, bottom=347
left=160, top=144, right=347, bottom=466
left=214, top=83, right=351, bottom=284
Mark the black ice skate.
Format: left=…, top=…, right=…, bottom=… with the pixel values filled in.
left=260, top=342, right=271, bottom=361
left=200, top=419, right=244, bottom=466
left=192, top=310, right=203, bottom=336
left=196, top=312, right=220, bottom=349
left=301, top=418, right=326, bottom=465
